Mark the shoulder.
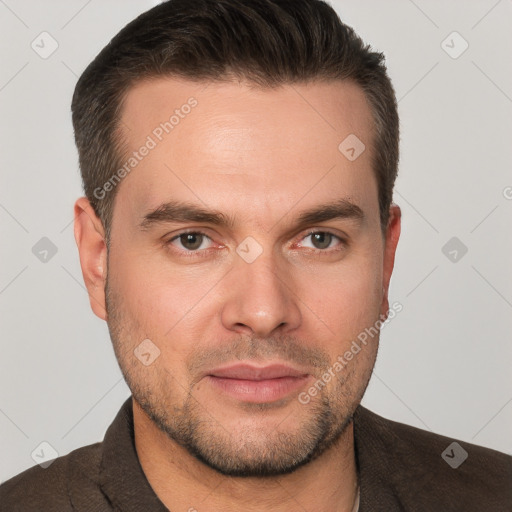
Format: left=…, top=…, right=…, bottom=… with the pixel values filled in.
left=354, top=405, right=512, bottom=509
left=0, top=442, right=103, bottom=512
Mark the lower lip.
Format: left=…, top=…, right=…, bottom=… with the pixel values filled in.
left=206, top=375, right=310, bottom=403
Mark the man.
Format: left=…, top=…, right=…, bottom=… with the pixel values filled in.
left=1, top=0, right=510, bottom=510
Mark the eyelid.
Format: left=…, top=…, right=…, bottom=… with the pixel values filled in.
left=293, top=229, right=347, bottom=250
left=165, top=227, right=347, bottom=256
left=166, top=230, right=217, bottom=256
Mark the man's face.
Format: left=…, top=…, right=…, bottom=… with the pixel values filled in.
left=97, top=77, right=399, bottom=476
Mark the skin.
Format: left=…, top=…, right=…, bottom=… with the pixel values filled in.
left=74, top=77, right=401, bottom=512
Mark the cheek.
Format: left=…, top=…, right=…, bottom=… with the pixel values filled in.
left=109, top=246, right=218, bottom=353
left=107, top=246, right=168, bottom=336
left=108, top=226, right=384, bottom=352
left=300, top=253, right=383, bottom=338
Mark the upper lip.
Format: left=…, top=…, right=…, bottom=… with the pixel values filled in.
left=208, top=363, right=309, bottom=381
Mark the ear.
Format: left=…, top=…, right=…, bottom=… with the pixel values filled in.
left=380, top=203, right=401, bottom=319
left=73, top=197, right=108, bottom=321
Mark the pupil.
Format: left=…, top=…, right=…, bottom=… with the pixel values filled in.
left=182, top=233, right=202, bottom=250
left=313, top=232, right=331, bottom=249
left=179, top=233, right=331, bottom=251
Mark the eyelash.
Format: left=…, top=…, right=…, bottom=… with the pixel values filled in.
left=165, top=230, right=346, bottom=258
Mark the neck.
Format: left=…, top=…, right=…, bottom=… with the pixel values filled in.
left=133, top=399, right=359, bottom=512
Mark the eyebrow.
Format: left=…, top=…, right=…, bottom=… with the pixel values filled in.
left=139, top=198, right=364, bottom=232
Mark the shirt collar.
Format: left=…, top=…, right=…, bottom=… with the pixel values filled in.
left=99, top=397, right=168, bottom=511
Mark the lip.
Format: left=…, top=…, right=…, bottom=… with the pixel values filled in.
left=205, top=363, right=311, bottom=403
left=209, top=363, right=308, bottom=380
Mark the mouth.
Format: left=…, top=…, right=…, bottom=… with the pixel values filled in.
left=205, top=363, right=311, bottom=403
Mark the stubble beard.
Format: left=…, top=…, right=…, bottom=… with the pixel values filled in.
left=105, top=278, right=375, bottom=478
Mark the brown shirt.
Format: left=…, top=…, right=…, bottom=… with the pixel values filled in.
left=1, top=397, right=511, bottom=511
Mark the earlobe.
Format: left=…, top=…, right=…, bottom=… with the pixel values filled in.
left=380, top=204, right=401, bottom=319
left=73, top=197, right=108, bottom=321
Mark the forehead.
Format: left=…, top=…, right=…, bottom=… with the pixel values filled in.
left=114, top=77, right=377, bottom=227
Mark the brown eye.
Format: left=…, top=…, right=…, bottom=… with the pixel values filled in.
left=167, top=231, right=213, bottom=255
left=177, top=233, right=205, bottom=251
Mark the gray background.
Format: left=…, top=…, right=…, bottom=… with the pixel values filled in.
left=1, top=0, right=511, bottom=482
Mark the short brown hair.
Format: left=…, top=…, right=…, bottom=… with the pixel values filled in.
left=71, top=0, right=399, bottom=241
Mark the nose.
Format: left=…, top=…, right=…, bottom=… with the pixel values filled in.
left=220, top=250, right=302, bottom=338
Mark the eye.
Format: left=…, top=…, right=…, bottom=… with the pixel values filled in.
left=168, top=231, right=213, bottom=253
left=300, top=231, right=344, bottom=251
left=165, top=229, right=346, bottom=258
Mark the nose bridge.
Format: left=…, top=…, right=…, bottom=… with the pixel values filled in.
left=220, top=239, right=301, bottom=336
